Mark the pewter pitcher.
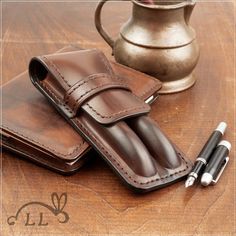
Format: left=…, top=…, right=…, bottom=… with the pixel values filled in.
left=95, top=0, right=200, bottom=93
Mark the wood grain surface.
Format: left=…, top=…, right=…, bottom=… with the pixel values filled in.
left=1, top=1, right=235, bottom=236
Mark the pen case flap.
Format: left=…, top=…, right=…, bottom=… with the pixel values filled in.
left=30, top=49, right=150, bottom=124
left=29, top=49, right=192, bottom=192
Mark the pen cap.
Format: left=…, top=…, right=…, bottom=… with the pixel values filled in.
left=201, top=140, right=230, bottom=186
left=218, top=140, right=231, bottom=151
left=204, top=140, right=230, bottom=176
left=215, top=122, right=227, bottom=135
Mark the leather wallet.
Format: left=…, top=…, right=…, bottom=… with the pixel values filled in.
left=29, top=48, right=192, bottom=192
left=1, top=46, right=161, bottom=174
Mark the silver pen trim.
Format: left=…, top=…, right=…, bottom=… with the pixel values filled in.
left=215, top=122, right=227, bottom=135
left=212, top=156, right=229, bottom=185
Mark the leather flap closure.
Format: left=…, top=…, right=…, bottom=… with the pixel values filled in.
left=82, top=89, right=150, bottom=125
left=64, top=72, right=132, bottom=117
left=29, top=49, right=150, bottom=123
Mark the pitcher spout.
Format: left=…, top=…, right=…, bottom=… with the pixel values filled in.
left=184, top=0, right=196, bottom=25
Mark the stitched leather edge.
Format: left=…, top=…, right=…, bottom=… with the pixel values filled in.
left=74, top=117, right=190, bottom=185
left=42, top=56, right=71, bottom=88
left=70, top=81, right=131, bottom=113
left=40, top=56, right=150, bottom=122
left=1, top=125, right=88, bottom=159
left=97, top=51, right=114, bottom=76
left=110, top=61, right=162, bottom=99
left=40, top=82, right=75, bottom=118
left=3, top=142, right=85, bottom=173
left=85, top=103, right=149, bottom=119
left=42, top=49, right=114, bottom=88
left=85, top=91, right=150, bottom=121
left=71, top=45, right=161, bottom=98
left=65, top=73, right=109, bottom=101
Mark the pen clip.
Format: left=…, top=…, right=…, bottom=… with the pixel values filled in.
left=212, top=157, right=229, bottom=185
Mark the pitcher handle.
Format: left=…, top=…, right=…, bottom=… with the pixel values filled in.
left=95, top=0, right=116, bottom=49
left=184, top=0, right=196, bottom=25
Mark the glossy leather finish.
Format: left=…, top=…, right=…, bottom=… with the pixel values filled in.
left=29, top=49, right=192, bottom=192
left=1, top=46, right=161, bottom=174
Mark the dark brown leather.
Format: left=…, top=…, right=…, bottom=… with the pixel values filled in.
left=1, top=46, right=161, bottom=174
left=29, top=49, right=192, bottom=192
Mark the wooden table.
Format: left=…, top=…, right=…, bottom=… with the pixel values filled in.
left=1, top=1, right=235, bottom=235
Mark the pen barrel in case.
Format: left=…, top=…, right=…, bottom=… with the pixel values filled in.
left=204, top=145, right=229, bottom=178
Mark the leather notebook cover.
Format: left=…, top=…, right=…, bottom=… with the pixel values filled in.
left=29, top=49, right=192, bottom=192
left=1, top=46, right=162, bottom=174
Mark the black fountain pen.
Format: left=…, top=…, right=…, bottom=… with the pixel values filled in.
left=185, top=122, right=227, bottom=188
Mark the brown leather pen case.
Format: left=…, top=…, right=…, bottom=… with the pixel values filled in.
left=1, top=46, right=161, bottom=174
left=29, top=48, right=192, bottom=192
